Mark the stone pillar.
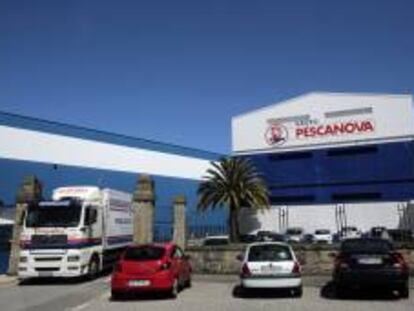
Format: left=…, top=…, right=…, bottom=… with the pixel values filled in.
left=132, top=174, right=155, bottom=244
left=8, top=175, right=43, bottom=276
left=173, top=195, right=186, bottom=249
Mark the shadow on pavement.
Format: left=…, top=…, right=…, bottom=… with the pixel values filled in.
left=232, top=285, right=300, bottom=299
left=109, top=286, right=191, bottom=302
left=320, top=281, right=400, bottom=301
left=18, top=270, right=111, bottom=286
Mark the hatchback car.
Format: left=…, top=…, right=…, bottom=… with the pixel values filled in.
left=333, top=238, right=409, bottom=298
left=313, top=229, right=332, bottom=244
left=111, top=243, right=192, bottom=299
left=238, top=242, right=303, bottom=297
left=285, top=227, right=304, bottom=243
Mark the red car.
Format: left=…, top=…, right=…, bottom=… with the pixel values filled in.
left=111, top=243, right=192, bottom=299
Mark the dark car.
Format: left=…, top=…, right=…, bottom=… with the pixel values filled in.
left=387, top=229, right=414, bottom=243
left=333, top=238, right=409, bottom=298
left=256, top=231, right=286, bottom=242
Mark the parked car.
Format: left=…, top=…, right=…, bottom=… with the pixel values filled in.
left=237, top=242, right=303, bottom=297
left=301, top=233, right=315, bottom=244
left=285, top=227, right=305, bottom=243
left=333, top=238, right=409, bottom=298
left=256, top=230, right=286, bottom=242
left=239, top=234, right=259, bottom=244
left=202, top=235, right=230, bottom=246
left=339, top=226, right=361, bottom=240
left=111, top=243, right=192, bottom=299
left=387, top=229, right=414, bottom=243
left=370, top=227, right=390, bottom=239
left=313, top=229, right=332, bottom=244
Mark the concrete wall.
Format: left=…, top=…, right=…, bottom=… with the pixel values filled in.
left=186, top=244, right=414, bottom=275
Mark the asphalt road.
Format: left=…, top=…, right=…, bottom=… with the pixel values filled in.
left=0, top=275, right=412, bottom=311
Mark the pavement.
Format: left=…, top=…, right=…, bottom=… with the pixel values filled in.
left=0, top=275, right=412, bottom=311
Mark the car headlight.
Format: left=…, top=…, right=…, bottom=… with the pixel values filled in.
left=19, top=256, right=28, bottom=263
left=67, top=255, right=80, bottom=262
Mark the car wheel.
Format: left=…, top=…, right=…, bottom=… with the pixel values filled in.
left=335, top=284, right=347, bottom=299
left=185, top=275, right=192, bottom=288
left=234, top=285, right=246, bottom=298
left=399, top=285, right=409, bottom=299
left=292, top=286, right=303, bottom=298
left=87, top=257, right=100, bottom=280
left=111, top=290, right=124, bottom=301
left=169, top=279, right=179, bottom=299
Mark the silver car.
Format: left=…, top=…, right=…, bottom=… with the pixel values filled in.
left=238, top=242, right=303, bottom=297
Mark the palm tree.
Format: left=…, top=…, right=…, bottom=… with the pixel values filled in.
left=197, top=157, right=269, bottom=242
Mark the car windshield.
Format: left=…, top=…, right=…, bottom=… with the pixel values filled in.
left=248, top=244, right=293, bottom=262
left=25, top=201, right=82, bottom=228
left=124, top=246, right=165, bottom=261
left=341, top=239, right=393, bottom=254
left=315, top=230, right=330, bottom=234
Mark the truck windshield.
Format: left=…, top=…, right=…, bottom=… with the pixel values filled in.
left=25, top=201, right=82, bottom=228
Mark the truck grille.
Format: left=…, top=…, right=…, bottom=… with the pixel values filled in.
left=31, top=235, right=68, bottom=248
left=34, top=257, right=62, bottom=262
left=35, top=267, right=60, bottom=272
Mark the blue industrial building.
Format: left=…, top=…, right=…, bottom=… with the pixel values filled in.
left=0, top=111, right=225, bottom=256
left=233, top=92, right=414, bottom=234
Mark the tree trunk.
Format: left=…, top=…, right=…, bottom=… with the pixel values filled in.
left=228, top=206, right=240, bottom=243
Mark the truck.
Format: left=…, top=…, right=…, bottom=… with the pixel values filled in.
left=18, top=186, right=133, bottom=279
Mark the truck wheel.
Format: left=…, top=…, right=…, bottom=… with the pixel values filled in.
left=87, top=257, right=100, bottom=280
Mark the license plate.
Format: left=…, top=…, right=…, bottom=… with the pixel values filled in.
left=128, top=280, right=150, bottom=287
left=261, top=265, right=282, bottom=274
left=38, top=271, right=54, bottom=277
left=358, top=257, right=382, bottom=265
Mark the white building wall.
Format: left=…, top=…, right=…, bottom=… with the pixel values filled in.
left=0, top=125, right=211, bottom=180
left=232, top=92, right=414, bottom=154
left=239, top=202, right=409, bottom=234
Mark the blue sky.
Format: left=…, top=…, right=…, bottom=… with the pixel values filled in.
left=1, top=0, right=413, bottom=154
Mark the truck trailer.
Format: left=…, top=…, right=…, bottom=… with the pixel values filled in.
left=18, top=186, right=133, bottom=279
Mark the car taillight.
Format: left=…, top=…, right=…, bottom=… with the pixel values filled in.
left=241, top=263, right=251, bottom=277
left=391, top=252, right=408, bottom=272
left=292, top=261, right=301, bottom=274
left=114, top=262, right=123, bottom=273
left=160, top=261, right=172, bottom=271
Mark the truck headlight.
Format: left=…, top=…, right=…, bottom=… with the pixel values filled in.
left=67, top=255, right=80, bottom=262
left=19, top=256, right=28, bottom=263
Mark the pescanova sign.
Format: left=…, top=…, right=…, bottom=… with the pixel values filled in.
left=265, top=119, right=375, bottom=146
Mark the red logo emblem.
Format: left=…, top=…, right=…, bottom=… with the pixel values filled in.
left=265, top=124, right=288, bottom=146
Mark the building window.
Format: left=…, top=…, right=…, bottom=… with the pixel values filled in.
left=331, top=192, right=382, bottom=202
left=326, top=145, right=378, bottom=157
left=268, top=151, right=313, bottom=161
left=270, top=195, right=315, bottom=204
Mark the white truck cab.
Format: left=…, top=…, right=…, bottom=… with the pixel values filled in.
left=18, top=186, right=133, bottom=279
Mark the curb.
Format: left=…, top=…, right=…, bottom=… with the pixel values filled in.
left=0, top=275, right=17, bottom=286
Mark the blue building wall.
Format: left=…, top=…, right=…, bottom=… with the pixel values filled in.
left=244, top=141, right=414, bottom=205
left=0, top=111, right=227, bottom=240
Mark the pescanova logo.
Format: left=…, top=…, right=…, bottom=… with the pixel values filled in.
left=295, top=120, right=375, bottom=139
left=265, top=123, right=288, bottom=146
